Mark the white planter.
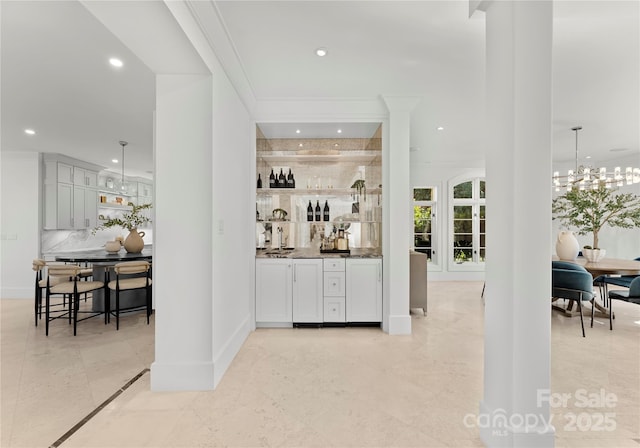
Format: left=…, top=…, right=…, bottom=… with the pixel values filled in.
left=555, top=231, right=580, bottom=261
left=583, top=248, right=606, bottom=262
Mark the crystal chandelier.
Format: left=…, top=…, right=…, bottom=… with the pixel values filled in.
left=553, top=126, right=640, bottom=192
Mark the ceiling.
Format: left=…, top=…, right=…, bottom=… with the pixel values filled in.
left=2, top=1, right=638, bottom=176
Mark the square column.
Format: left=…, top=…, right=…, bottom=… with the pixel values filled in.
left=382, top=96, right=420, bottom=335
left=476, top=1, right=555, bottom=446
left=151, top=74, right=215, bottom=390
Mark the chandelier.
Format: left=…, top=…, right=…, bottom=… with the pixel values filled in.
left=553, top=126, right=640, bottom=192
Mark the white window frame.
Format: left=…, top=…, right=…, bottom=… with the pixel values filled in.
left=448, top=175, right=486, bottom=272
left=412, top=186, right=439, bottom=269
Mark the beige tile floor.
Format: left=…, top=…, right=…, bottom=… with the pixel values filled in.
left=1, top=282, right=639, bottom=447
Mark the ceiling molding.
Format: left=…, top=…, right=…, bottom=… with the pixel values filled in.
left=181, top=0, right=257, bottom=115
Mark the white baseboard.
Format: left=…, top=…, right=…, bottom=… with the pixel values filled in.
left=213, top=313, right=251, bottom=388
left=150, top=361, right=215, bottom=391
left=478, top=400, right=556, bottom=447
left=387, top=314, right=412, bottom=334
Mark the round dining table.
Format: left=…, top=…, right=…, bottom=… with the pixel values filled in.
left=54, top=248, right=152, bottom=312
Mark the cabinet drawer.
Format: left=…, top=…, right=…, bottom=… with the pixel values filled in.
left=323, top=258, right=345, bottom=272
left=323, top=271, right=345, bottom=296
left=323, top=297, right=345, bottom=322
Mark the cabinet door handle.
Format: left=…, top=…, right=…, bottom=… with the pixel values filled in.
left=293, top=264, right=296, bottom=282
left=378, top=263, right=381, bottom=282
left=71, top=218, right=74, bottom=228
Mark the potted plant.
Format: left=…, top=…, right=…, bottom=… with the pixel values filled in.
left=552, top=183, right=640, bottom=261
left=93, top=202, right=152, bottom=253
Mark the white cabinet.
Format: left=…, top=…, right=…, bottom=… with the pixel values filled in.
left=346, top=258, right=382, bottom=322
left=323, top=258, right=346, bottom=322
left=255, top=259, right=292, bottom=325
left=292, top=259, right=323, bottom=323
left=44, top=157, right=100, bottom=230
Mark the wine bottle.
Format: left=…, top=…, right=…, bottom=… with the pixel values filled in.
left=269, top=169, right=276, bottom=188
left=315, top=200, right=321, bottom=221
left=287, top=169, right=295, bottom=188
left=278, top=168, right=286, bottom=188
left=323, top=200, right=330, bottom=221
left=257, top=174, right=262, bottom=189
left=307, top=201, right=313, bottom=222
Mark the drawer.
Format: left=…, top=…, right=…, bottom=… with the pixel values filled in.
left=324, top=297, right=345, bottom=322
left=323, top=258, right=345, bottom=272
left=323, top=271, right=345, bottom=296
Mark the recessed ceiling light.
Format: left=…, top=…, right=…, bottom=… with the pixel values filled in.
left=586, top=155, right=592, bottom=159
left=24, top=128, right=36, bottom=135
left=296, top=129, right=301, bottom=134
left=437, top=126, right=444, bottom=131
left=112, top=159, right=118, bottom=164
left=337, top=129, right=342, bottom=134
left=315, top=47, right=328, bottom=57
left=334, top=143, right=339, bottom=147
left=299, top=143, right=303, bottom=147
left=109, top=58, right=123, bottom=68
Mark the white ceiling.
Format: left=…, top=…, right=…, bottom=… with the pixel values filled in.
left=2, top=0, right=638, bottom=175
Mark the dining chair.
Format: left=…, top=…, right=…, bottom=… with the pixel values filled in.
left=552, top=261, right=595, bottom=337
left=608, top=276, right=640, bottom=331
left=32, top=259, right=70, bottom=327
left=106, top=261, right=152, bottom=330
left=45, top=264, right=105, bottom=336
left=593, top=257, right=640, bottom=306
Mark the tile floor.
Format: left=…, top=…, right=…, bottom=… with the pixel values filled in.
left=1, top=282, right=639, bottom=447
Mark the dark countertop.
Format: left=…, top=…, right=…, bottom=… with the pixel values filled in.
left=52, top=247, right=152, bottom=263
left=256, top=247, right=382, bottom=259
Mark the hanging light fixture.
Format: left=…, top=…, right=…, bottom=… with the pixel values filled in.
left=119, top=140, right=128, bottom=191
left=553, top=126, right=640, bottom=192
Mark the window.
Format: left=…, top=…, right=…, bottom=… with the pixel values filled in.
left=450, top=178, right=485, bottom=268
left=413, top=187, right=437, bottom=264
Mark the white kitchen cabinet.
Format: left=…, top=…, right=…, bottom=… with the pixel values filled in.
left=292, top=259, right=323, bottom=323
left=346, top=258, right=382, bottom=322
left=43, top=155, right=100, bottom=230
left=73, top=167, right=98, bottom=188
left=255, top=259, right=292, bottom=325
left=323, top=258, right=346, bottom=322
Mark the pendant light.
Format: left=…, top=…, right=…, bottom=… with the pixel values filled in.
left=119, top=140, right=128, bottom=191
left=553, top=127, right=640, bottom=191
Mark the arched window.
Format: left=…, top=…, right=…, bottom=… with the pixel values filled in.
left=449, top=177, right=485, bottom=270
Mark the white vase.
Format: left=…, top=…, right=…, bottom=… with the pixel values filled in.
left=556, top=231, right=580, bottom=261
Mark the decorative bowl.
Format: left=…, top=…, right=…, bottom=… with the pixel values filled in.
left=105, top=241, right=122, bottom=254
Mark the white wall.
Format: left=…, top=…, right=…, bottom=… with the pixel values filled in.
left=1, top=152, right=40, bottom=299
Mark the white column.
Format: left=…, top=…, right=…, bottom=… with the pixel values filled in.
left=381, top=96, right=420, bottom=335
left=478, top=1, right=554, bottom=446
left=150, top=74, right=215, bottom=390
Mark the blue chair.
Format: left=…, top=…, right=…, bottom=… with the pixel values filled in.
left=607, top=276, right=640, bottom=330
left=593, top=257, right=640, bottom=306
left=552, top=261, right=595, bottom=337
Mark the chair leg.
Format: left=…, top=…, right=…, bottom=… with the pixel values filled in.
left=115, top=287, right=120, bottom=331
left=73, top=293, right=80, bottom=336
left=146, top=283, right=151, bottom=325
left=590, top=298, right=595, bottom=328
left=45, top=290, right=50, bottom=336
left=578, top=298, right=585, bottom=337
left=609, top=297, right=613, bottom=331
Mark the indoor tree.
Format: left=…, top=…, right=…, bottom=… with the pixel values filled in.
left=552, top=183, right=640, bottom=249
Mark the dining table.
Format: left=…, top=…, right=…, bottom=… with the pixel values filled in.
left=552, top=256, right=640, bottom=318
left=54, top=247, right=152, bottom=312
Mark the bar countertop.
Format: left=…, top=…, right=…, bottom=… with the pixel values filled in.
left=256, top=247, right=382, bottom=259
